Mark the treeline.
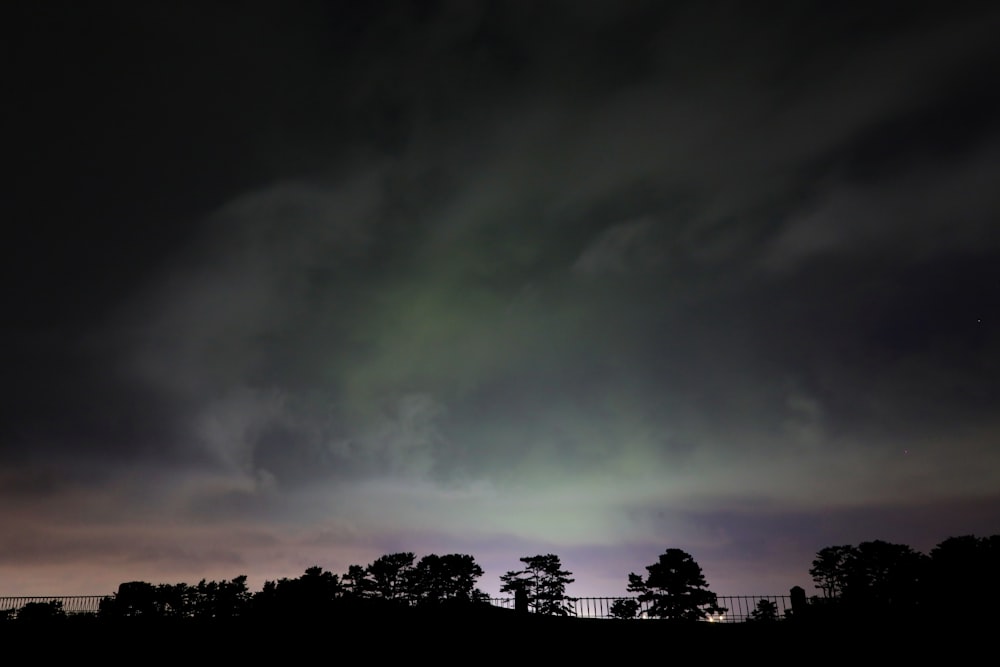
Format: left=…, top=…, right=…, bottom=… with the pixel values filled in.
left=2, top=551, right=491, bottom=625
left=4, top=534, right=998, bottom=625
left=95, top=551, right=490, bottom=621
left=804, top=534, right=1000, bottom=621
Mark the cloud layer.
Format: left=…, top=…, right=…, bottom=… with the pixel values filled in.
left=3, top=1, right=999, bottom=598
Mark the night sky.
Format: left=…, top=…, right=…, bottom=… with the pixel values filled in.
left=3, top=1, right=999, bottom=600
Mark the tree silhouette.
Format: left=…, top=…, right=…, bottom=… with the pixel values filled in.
left=843, top=540, right=926, bottom=612
left=627, top=548, right=725, bottom=621
left=807, top=540, right=928, bottom=618
left=254, top=566, right=342, bottom=618
left=341, top=563, right=373, bottom=599
left=809, top=544, right=854, bottom=599
left=366, top=552, right=416, bottom=602
left=927, top=534, right=1000, bottom=617
left=15, top=600, right=67, bottom=623
left=97, top=576, right=254, bottom=620
left=189, top=575, right=252, bottom=619
left=154, top=582, right=193, bottom=618
left=609, top=598, right=640, bottom=619
left=410, top=553, right=486, bottom=605
left=749, top=598, right=779, bottom=622
left=99, top=581, right=159, bottom=618
left=500, top=554, right=576, bottom=616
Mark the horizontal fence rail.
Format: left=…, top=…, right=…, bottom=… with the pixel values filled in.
left=2, top=594, right=791, bottom=622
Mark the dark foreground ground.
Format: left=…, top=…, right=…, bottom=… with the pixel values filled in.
left=3, top=603, right=989, bottom=663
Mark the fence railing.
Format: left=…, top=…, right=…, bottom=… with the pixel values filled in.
left=1, top=595, right=107, bottom=616
left=487, top=595, right=792, bottom=621
left=712, top=595, right=793, bottom=622
left=1, top=594, right=792, bottom=622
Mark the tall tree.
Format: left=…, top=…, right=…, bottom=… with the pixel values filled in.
left=367, top=552, right=416, bottom=602
left=809, top=544, right=855, bottom=598
left=627, top=548, right=725, bottom=621
left=808, top=540, right=927, bottom=616
left=843, top=540, right=927, bottom=611
left=500, top=553, right=576, bottom=616
left=411, top=553, right=486, bottom=604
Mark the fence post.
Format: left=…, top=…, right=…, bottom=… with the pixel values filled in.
left=790, top=586, right=807, bottom=619
left=514, top=586, right=528, bottom=614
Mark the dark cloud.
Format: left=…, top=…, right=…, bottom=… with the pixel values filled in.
left=3, top=0, right=999, bottom=597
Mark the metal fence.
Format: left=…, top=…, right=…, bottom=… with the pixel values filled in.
left=712, top=595, right=793, bottom=622
left=1, top=595, right=106, bottom=617
left=489, top=595, right=792, bottom=621
left=1, top=594, right=791, bottom=622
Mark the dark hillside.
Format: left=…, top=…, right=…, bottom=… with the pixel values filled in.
left=2, top=602, right=987, bottom=663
